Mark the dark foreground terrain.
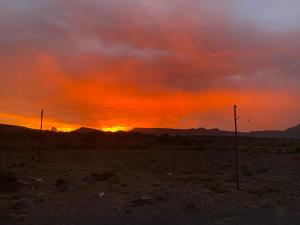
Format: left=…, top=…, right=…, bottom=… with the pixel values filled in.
left=1, top=127, right=300, bottom=225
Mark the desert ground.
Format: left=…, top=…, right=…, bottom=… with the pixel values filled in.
left=1, top=129, right=300, bottom=225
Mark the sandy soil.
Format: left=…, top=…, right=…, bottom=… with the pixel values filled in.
left=1, top=134, right=300, bottom=225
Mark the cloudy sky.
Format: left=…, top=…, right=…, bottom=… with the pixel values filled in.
left=0, top=0, right=300, bottom=131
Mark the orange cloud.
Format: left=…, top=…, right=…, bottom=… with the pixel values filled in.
left=0, top=0, right=300, bottom=131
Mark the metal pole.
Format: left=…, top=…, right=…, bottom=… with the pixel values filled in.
left=38, top=109, right=44, bottom=161
left=234, top=105, right=239, bottom=190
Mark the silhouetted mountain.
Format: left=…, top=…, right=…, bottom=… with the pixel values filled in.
left=72, top=127, right=101, bottom=134
left=285, top=124, right=300, bottom=138
left=132, top=125, right=300, bottom=139
left=246, top=124, right=300, bottom=139
left=0, top=123, right=299, bottom=139
left=131, top=128, right=233, bottom=137
left=0, top=124, right=34, bottom=133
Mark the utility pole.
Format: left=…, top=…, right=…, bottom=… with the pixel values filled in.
left=233, top=105, right=239, bottom=190
left=38, top=109, right=44, bottom=161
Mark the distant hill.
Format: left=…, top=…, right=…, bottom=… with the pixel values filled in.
left=132, top=124, right=300, bottom=139
left=0, top=124, right=35, bottom=133
left=0, top=123, right=299, bottom=139
left=71, top=127, right=102, bottom=134
left=246, top=124, right=300, bottom=139
left=285, top=124, right=300, bottom=138
left=131, top=128, right=233, bottom=137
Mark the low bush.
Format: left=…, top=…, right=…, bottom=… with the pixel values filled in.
left=0, top=169, right=21, bottom=193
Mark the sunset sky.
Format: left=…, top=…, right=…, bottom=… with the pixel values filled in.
left=1, top=0, right=300, bottom=131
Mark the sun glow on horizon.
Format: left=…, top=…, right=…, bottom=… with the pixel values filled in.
left=57, top=127, right=78, bottom=132
left=101, top=125, right=130, bottom=132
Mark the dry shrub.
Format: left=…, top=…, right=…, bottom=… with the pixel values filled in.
left=0, top=169, right=21, bottom=193
left=82, top=170, right=115, bottom=183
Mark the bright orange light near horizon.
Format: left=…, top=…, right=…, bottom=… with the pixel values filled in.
left=58, top=127, right=77, bottom=132
left=101, top=125, right=130, bottom=132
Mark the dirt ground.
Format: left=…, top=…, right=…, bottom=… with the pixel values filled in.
left=1, top=133, right=300, bottom=225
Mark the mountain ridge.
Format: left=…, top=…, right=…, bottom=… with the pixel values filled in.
left=131, top=125, right=300, bottom=139
left=0, top=123, right=299, bottom=139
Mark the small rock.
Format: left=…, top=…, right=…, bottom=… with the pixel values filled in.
left=130, top=195, right=155, bottom=207
left=99, top=192, right=105, bottom=199
left=35, top=178, right=43, bottom=182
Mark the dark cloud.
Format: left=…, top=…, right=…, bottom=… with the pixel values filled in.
left=0, top=0, right=300, bottom=130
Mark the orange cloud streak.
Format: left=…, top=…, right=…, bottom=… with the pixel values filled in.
left=1, top=1, right=300, bottom=131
